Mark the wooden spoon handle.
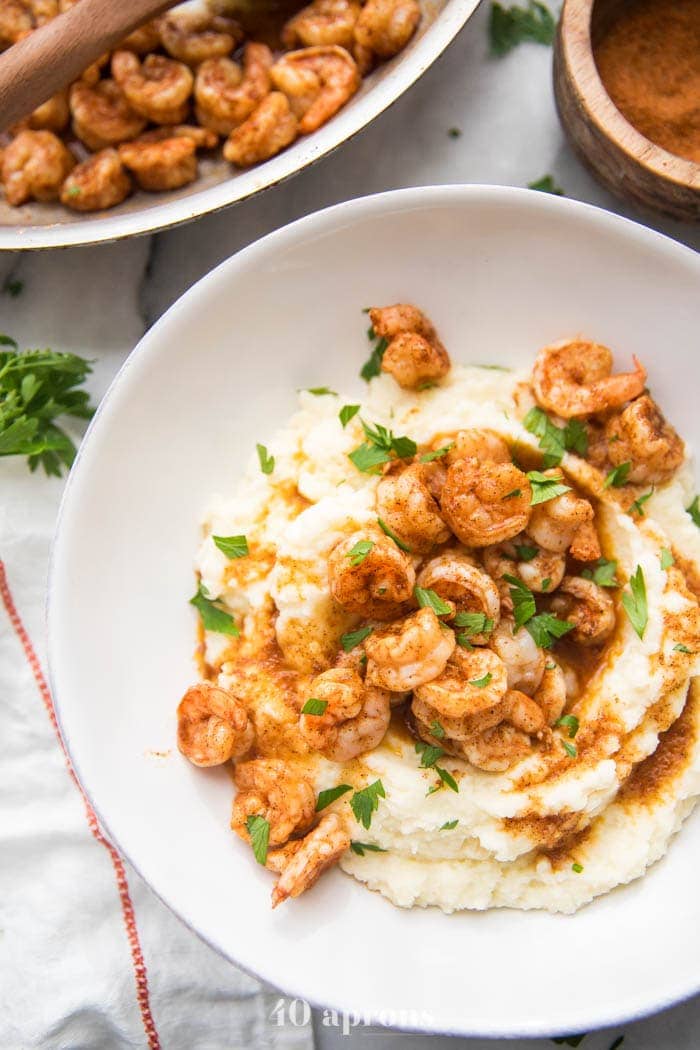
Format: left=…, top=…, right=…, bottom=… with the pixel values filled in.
left=0, top=0, right=175, bottom=132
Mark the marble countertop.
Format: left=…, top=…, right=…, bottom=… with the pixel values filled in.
left=2, top=3, right=698, bottom=1048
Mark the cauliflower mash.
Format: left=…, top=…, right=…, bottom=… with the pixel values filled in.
left=177, top=304, right=700, bottom=913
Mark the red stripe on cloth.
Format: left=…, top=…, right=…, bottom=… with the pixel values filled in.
left=0, top=560, right=161, bottom=1050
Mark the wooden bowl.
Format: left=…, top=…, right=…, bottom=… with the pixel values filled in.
left=553, top=0, right=700, bottom=222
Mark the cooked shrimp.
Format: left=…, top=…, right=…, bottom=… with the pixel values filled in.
left=441, top=458, right=532, bottom=547
left=158, top=9, right=243, bottom=66
left=365, top=606, right=456, bottom=691
left=369, top=303, right=437, bottom=341
left=354, top=0, right=420, bottom=58
left=328, top=528, right=415, bottom=620
left=550, top=576, right=616, bottom=647
left=270, top=45, right=359, bottom=134
left=376, top=463, right=451, bottom=554
left=459, top=722, right=532, bottom=773
left=534, top=659, right=567, bottom=725
left=412, top=647, right=508, bottom=739
left=368, top=302, right=450, bottom=389
left=0, top=1, right=32, bottom=46
left=119, top=19, right=161, bottom=54
left=112, top=51, right=194, bottom=125
left=270, top=813, right=351, bottom=907
left=1, top=130, right=74, bottom=206
left=60, top=149, right=131, bottom=211
left=605, top=395, right=685, bottom=484
left=177, top=681, right=254, bottom=767
left=134, top=124, right=218, bottom=149
left=195, top=43, right=272, bottom=135
left=282, top=0, right=360, bottom=49
left=118, top=135, right=197, bottom=191
left=527, top=477, right=598, bottom=556
left=69, top=80, right=146, bottom=151
left=531, top=341, right=647, bottom=419
left=440, top=428, right=511, bottom=466
left=24, top=89, right=69, bottom=132
left=223, top=91, right=298, bottom=166
left=231, top=758, right=316, bottom=847
left=489, top=616, right=546, bottom=694
left=483, top=535, right=566, bottom=595
left=416, top=552, right=501, bottom=643
left=300, top=667, right=391, bottom=760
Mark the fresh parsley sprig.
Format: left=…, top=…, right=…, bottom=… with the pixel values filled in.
left=189, top=582, right=239, bottom=636
left=213, top=534, right=249, bottom=559
left=622, top=565, right=648, bottom=640
left=361, top=324, right=388, bottom=381
left=350, top=780, right=385, bottom=829
left=246, top=815, right=270, bottom=865
left=527, top=470, right=571, bottom=506
left=523, top=406, right=587, bottom=467
left=528, top=175, right=565, bottom=196
left=581, top=557, right=618, bottom=588
left=502, top=574, right=573, bottom=648
left=349, top=420, right=417, bottom=474
left=414, top=587, right=452, bottom=616
left=489, top=0, right=556, bottom=57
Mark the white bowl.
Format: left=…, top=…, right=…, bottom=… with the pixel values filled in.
left=49, top=186, right=700, bottom=1038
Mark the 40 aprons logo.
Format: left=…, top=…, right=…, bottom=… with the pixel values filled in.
left=269, top=997, right=434, bottom=1035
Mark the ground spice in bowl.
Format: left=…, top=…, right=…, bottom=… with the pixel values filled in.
left=593, top=0, right=700, bottom=164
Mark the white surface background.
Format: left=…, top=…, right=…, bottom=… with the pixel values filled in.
left=1, top=2, right=699, bottom=1047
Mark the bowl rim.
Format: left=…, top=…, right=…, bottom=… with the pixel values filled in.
left=559, top=0, right=700, bottom=191
left=48, top=184, right=700, bottom=1038
left=0, top=0, right=478, bottom=252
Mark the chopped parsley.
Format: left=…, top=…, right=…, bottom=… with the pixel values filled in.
left=541, top=577, right=551, bottom=591
left=453, top=611, right=494, bottom=637
left=581, top=557, right=618, bottom=588
left=436, top=766, right=459, bottom=792
left=528, top=174, right=564, bottom=196
left=341, top=625, right=373, bottom=652
left=447, top=127, right=461, bottom=139
left=350, top=779, right=385, bottom=829
left=347, top=539, right=374, bottom=566
left=456, top=633, right=475, bottom=649
left=660, top=548, right=674, bottom=570
left=316, top=784, right=352, bottom=811
left=688, top=495, right=700, bottom=527
left=561, top=740, right=577, bottom=759
left=470, top=672, right=493, bottom=688
left=348, top=442, right=390, bottom=473
left=622, top=565, right=648, bottom=640
left=503, top=488, right=522, bottom=500
left=440, top=820, right=459, bottom=830
left=256, top=443, right=275, bottom=475
left=349, top=419, right=417, bottom=474
left=489, top=0, right=555, bottom=56
left=572, top=862, right=584, bottom=874
left=523, top=406, right=587, bottom=467
left=377, top=516, right=411, bottom=552
left=420, top=442, right=455, bottom=462
left=213, top=534, right=249, bottom=559
left=301, top=698, right=327, bottom=716
left=629, top=488, right=654, bottom=516
left=503, top=574, right=537, bottom=628
left=360, top=325, right=388, bottom=381
left=339, top=403, right=360, bottom=428
left=527, top=470, right=571, bottom=505
left=3, top=276, right=23, bottom=297
left=673, top=643, right=692, bottom=654
left=304, top=386, right=337, bottom=396
left=246, top=815, right=270, bottom=865
left=430, top=719, right=446, bottom=739
left=415, top=741, right=445, bottom=768
left=190, top=582, right=239, bottom=636
left=350, top=840, right=387, bottom=856
left=556, top=714, right=579, bottom=739
left=526, top=612, right=575, bottom=649
left=414, top=586, right=452, bottom=616
left=514, top=544, right=538, bottom=561
left=603, top=461, right=631, bottom=489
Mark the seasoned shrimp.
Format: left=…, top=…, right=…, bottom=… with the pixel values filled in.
left=531, top=341, right=647, bottom=419
left=269, top=813, right=351, bottom=907
left=69, top=80, right=146, bottom=151
left=119, top=19, right=161, bottom=54
left=134, top=124, right=218, bottom=149
left=300, top=667, right=391, bottom=760
left=441, top=458, right=532, bottom=547
left=365, top=607, right=456, bottom=691
left=60, top=149, right=132, bottom=211
left=1, top=130, right=74, bottom=205
left=483, top=535, right=566, bottom=595
left=459, top=690, right=545, bottom=772
left=527, top=477, right=599, bottom=558
left=24, top=89, right=69, bottom=132
left=369, top=303, right=436, bottom=341
left=439, top=428, right=511, bottom=466
left=550, top=576, right=616, bottom=647
left=605, top=395, right=684, bottom=484
left=412, top=647, right=508, bottom=739
left=231, top=758, right=316, bottom=847
left=368, top=302, right=450, bottom=389
left=534, top=659, right=567, bottom=725
left=376, top=463, right=451, bottom=554
left=177, top=681, right=254, bottom=767
left=195, top=43, right=272, bottom=135
left=489, top=616, right=546, bottom=694
left=416, top=552, right=501, bottom=643
left=354, top=0, right=420, bottom=58
left=328, top=528, right=415, bottom=620
left=118, top=135, right=197, bottom=191
left=282, top=0, right=360, bottom=49
left=112, top=51, right=194, bottom=125
left=158, top=9, right=243, bottom=66
left=223, top=91, right=298, bottom=166
left=270, top=45, right=359, bottom=133
left=0, top=1, right=32, bottom=46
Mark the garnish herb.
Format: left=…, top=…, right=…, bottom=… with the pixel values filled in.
left=0, top=344, right=95, bottom=476
left=622, top=565, right=648, bottom=640
left=503, top=574, right=537, bottom=628
left=347, top=539, right=374, bottom=566
left=470, top=672, right=493, bottom=688
left=527, top=470, right=571, bottom=506
left=339, top=403, right=360, bottom=428
left=688, top=495, right=700, bottom=527
left=489, top=0, right=555, bottom=56
left=673, top=643, right=692, bottom=654
left=350, top=780, right=385, bottom=829
left=456, top=633, right=475, bottom=649
left=514, top=544, right=538, bottom=562
left=341, top=625, right=373, bottom=652
left=523, top=406, right=587, bottom=466
left=453, top=611, right=494, bottom=636
left=190, top=582, right=239, bottom=636
left=503, top=488, right=522, bottom=500
left=302, top=698, right=328, bottom=716
left=556, top=714, right=579, bottom=739
left=304, top=386, right=337, bottom=396
left=377, top=516, right=411, bottom=552
left=415, top=741, right=445, bottom=768
left=629, top=488, right=654, bottom=516
left=572, top=862, right=584, bottom=874
left=541, top=577, right=551, bottom=592
left=528, top=174, right=565, bottom=196
left=350, top=841, right=387, bottom=856
left=3, top=277, right=23, bottom=297
left=213, top=534, right=249, bottom=559
left=361, top=325, right=388, bottom=381
left=562, top=740, right=577, bottom=759
left=246, top=815, right=270, bottom=865
left=414, top=587, right=452, bottom=616
left=436, top=766, right=459, bottom=792
left=348, top=442, right=389, bottom=473
left=430, top=719, right=446, bottom=739
left=316, top=784, right=352, bottom=811
left=420, top=443, right=454, bottom=462
left=526, top=612, right=575, bottom=649
left=603, top=461, right=631, bottom=488
left=349, top=419, right=416, bottom=474
left=660, top=548, right=674, bottom=570
left=581, top=557, right=618, bottom=588
left=447, top=127, right=461, bottom=139
left=256, top=443, right=274, bottom=475
left=440, top=820, right=459, bottom=830
left=552, top=1037, right=586, bottom=1048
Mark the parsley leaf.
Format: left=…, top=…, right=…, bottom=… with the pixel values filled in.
left=339, top=403, right=360, bottom=428
left=603, top=461, right=631, bottom=488
left=523, top=407, right=587, bottom=466
left=415, top=740, right=445, bottom=768
left=440, top=820, right=459, bottom=830
left=503, top=574, right=537, bottom=628
left=453, top=611, right=494, bottom=636
left=489, top=0, right=556, bottom=56
left=304, top=386, right=337, bottom=396
left=347, top=539, right=374, bottom=566
left=562, top=740, right=578, bottom=758
left=514, top=544, right=538, bottom=562
left=580, top=557, right=618, bottom=588
left=470, top=672, right=493, bottom=687
left=350, top=840, right=387, bottom=856
left=660, top=548, right=674, bottom=570
left=527, top=470, right=571, bottom=505
left=361, top=326, right=388, bottom=381
left=528, top=174, right=564, bottom=196
left=246, top=814, right=270, bottom=865
left=349, top=420, right=416, bottom=473
left=316, top=784, right=352, bottom=811
left=622, top=565, right=647, bottom=640
left=420, top=443, right=455, bottom=462
left=350, top=779, right=385, bottom=829
left=256, top=443, right=274, bottom=475
left=301, top=698, right=328, bottom=716
left=436, top=766, right=459, bottom=792
left=555, top=714, right=579, bottom=738
left=348, top=442, right=390, bottom=473
left=377, top=516, right=411, bottom=552
left=688, top=495, right=700, bottom=527
left=414, top=587, right=452, bottom=616
left=629, top=488, right=654, bottom=516
left=213, top=534, right=249, bottom=559
left=526, top=612, right=575, bottom=649
left=341, top=625, right=373, bottom=652
left=190, top=582, right=239, bottom=636
left=674, top=643, right=692, bottom=654
left=572, top=862, right=584, bottom=874
left=3, top=277, right=23, bottom=297
left=430, top=719, right=446, bottom=739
